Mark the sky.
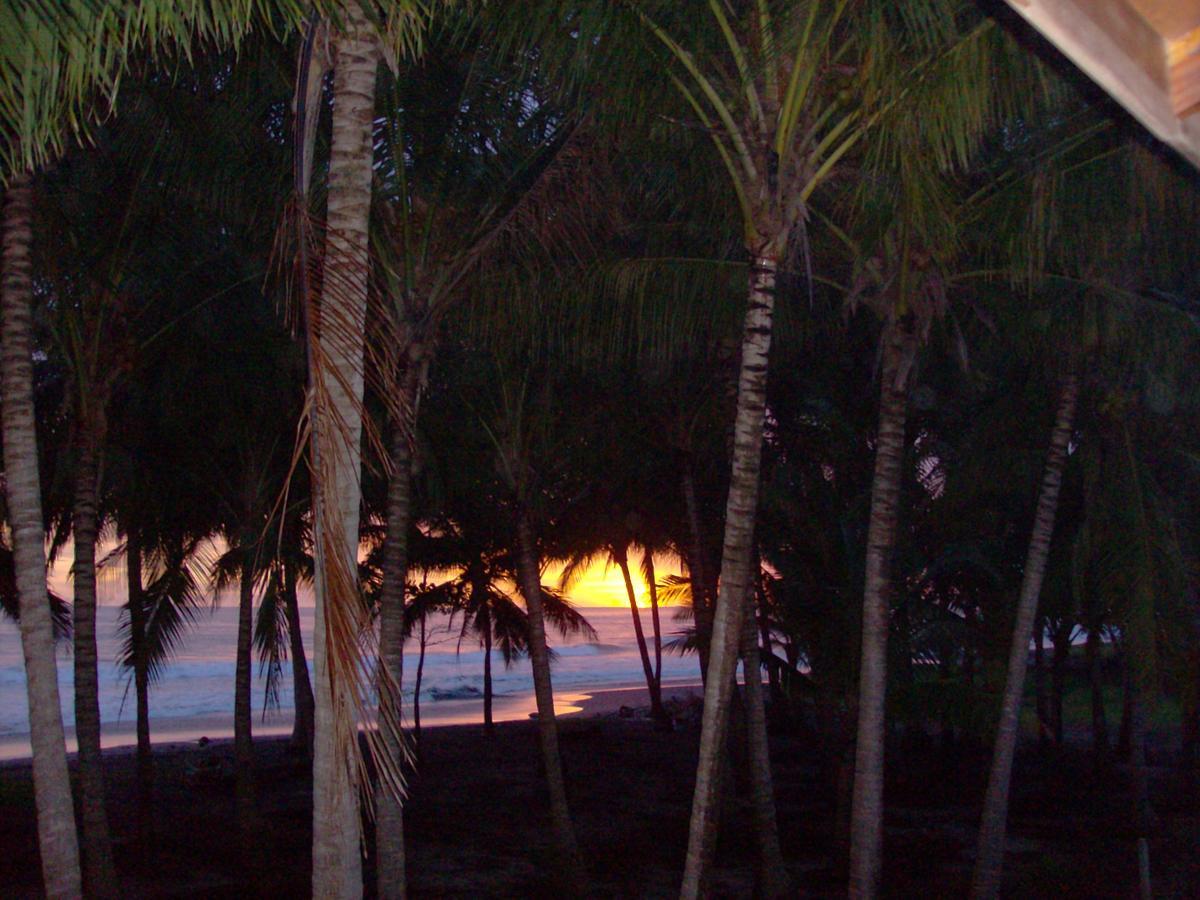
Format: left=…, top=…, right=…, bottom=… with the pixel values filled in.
left=49, top=537, right=683, bottom=610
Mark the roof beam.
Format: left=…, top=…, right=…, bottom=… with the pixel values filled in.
left=1006, top=0, right=1200, bottom=168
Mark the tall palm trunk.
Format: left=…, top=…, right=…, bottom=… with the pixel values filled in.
left=681, top=246, right=781, bottom=899
left=234, top=546, right=256, bottom=837
left=1086, top=627, right=1109, bottom=758
left=413, top=616, right=427, bottom=744
left=1033, top=619, right=1049, bottom=747
left=482, top=611, right=494, bottom=733
left=740, top=587, right=789, bottom=896
left=514, top=506, right=586, bottom=890
left=614, top=544, right=666, bottom=725
left=848, top=317, right=917, bottom=899
left=645, top=551, right=663, bottom=689
left=1, top=176, right=83, bottom=899
left=311, top=6, right=378, bottom=896
left=127, top=535, right=152, bottom=795
left=1050, top=625, right=1070, bottom=745
left=1118, top=660, right=1134, bottom=761
left=376, top=415, right=415, bottom=899
left=71, top=415, right=119, bottom=898
left=681, top=465, right=712, bottom=681
left=970, top=371, right=1079, bottom=900
left=758, top=590, right=782, bottom=703
left=284, top=562, right=314, bottom=755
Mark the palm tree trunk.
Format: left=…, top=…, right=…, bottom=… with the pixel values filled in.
left=127, top=535, right=153, bottom=796
left=681, top=465, right=713, bottom=682
left=1, top=175, right=83, bottom=899
left=1086, top=627, right=1109, bottom=759
left=284, top=562, right=314, bottom=755
left=234, top=548, right=256, bottom=838
left=645, top=552, right=663, bottom=690
left=311, top=6, right=377, bottom=896
left=970, top=371, right=1079, bottom=900
left=740, top=590, right=789, bottom=896
left=1034, top=618, right=1049, bottom=748
left=681, top=247, right=781, bottom=899
left=848, top=317, right=917, bottom=899
left=615, top=546, right=666, bottom=725
left=1050, top=626, right=1069, bottom=745
left=515, top=506, right=586, bottom=890
left=483, top=615, right=494, bottom=734
left=376, top=417, right=415, bottom=899
left=757, top=590, right=782, bottom=703
left=71, top=416, right=119, bottom=898
left=414, top=616, right=427, bottom=744
left=127, top=532, right=154, bottom=858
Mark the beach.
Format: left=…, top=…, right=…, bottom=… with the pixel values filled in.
left=1, top=685, right=1197, bottom=897
left=0, top=606, right=705, bottom=761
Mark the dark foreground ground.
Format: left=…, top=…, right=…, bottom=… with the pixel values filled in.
left=1, top=706, right=1197, bottom=898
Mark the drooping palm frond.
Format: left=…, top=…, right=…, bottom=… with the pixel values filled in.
left=0, top=542, right=71, bottom=639
left=539, top=584, right=598, bottom=644
left=0, top=0, right=326, bottom=176
left=254, top=567, right=291, bottom=716
left=656, top=573, right=693, bottom=608
left=118, top=537, right=206, bottom=685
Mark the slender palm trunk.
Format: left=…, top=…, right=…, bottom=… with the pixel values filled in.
left=681, top=248, right=780, bottom=899
left=376, top=416, right=415, bottom=899
left=414, top=617, right=427, bottom=744
left=72, top=417, right=119, bottom=898
left=847, top=318, right=917, bottom=899
left=2, top=176, right=83, bottom=899
left=483, top=614, right=494, bottom=733
left=234, top=547, right=256, bottom=837
left=646, top=552, right=663, bottom=689
left=1118, top=660, right=1134, bottom=761
left=615, top=545, right=666, bottom=725
left=1128, top=689, right=1157, bottom=836
left=515, top=506, right=586, bottom=890
left=1086, top=627, right=1109, bottom=759
left=128, top=534, right=153, bottom=864
left=284, top=562, right=314, bottom=755
left=681, top=466, right=712, bottom=682
left=311, top=7, right=377, bottom=896
left=1050, top=627, right=1069, bottom=745
left=740, top=588, right=789, bottom=896
left=970, top=371, right=1079, bottom=900
left=1184, top=635, right=1200, bottom=770
left=127, top=535, right=153, bottom=796
left=758, top=591, right=782, bottom=703
left=1034, top=619, right=1049, bottom=748
left=1128, top=611, right=1157, bottom=899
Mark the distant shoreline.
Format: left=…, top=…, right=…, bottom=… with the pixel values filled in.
left=0, top=678, right=705, bottom=765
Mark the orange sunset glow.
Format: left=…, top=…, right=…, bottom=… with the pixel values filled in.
left=51, top=537, right=684, bottom=611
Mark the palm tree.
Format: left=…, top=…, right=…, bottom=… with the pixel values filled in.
left=1, top=175, right=83, bottom=900
left=118, top=531, right=206, bottom=793
left=602, top=5, right=1029, bottom=891
left=458, top=349, right=589, bottom=890
left=969, top=369, right=1079, bottom=898
left=303, top=6, right=383, bottom=892
left=966, top=122, right=1200, bottom=895
left=560, top=529, right=669, bottom=727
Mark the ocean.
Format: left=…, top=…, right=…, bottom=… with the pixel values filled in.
left=0, top=603, right=701, bottom=760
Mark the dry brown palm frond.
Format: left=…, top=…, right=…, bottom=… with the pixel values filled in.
left=268, top=209, right=416, bottom=813
left=306, top=328, right=413, bottom=814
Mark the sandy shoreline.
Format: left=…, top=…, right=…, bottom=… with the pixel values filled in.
left=0, top=680, right=705, bottom=767
left=564, top=682, right=704, bottom=717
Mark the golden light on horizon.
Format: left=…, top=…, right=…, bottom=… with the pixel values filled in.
left=52, top=535, right=684, bottom=611
left=543, top=549, right=683, bottom=609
